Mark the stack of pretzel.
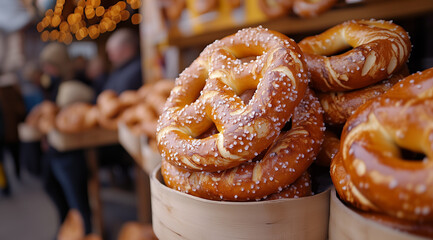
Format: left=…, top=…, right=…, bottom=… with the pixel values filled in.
left=297, top=19, right=432, bottom=236
left=157, top=19, right=433, bottom=235
left=157, top=26, right=325, bottom=201
left=119, top=80, right=174, bottom=150
left=26, top=100, right=59, bottom=134
left=24, top=80, right=174, bottom=136
left=299, top=19, right=412, bottom=167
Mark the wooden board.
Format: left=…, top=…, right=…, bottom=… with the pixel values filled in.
left=328, top=188, right=427, bottom=240
left=18, top=123, right=43, bottom=142
left=47, top=128, right=118, bottom=152
left=151, top=166, right=331, bottom=240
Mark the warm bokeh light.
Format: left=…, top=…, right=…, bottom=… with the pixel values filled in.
left=41, top=30, right=50, bottom=41
left=38, top=0, right=142, bottom=41
left=131, top=13, right=142, bottom=25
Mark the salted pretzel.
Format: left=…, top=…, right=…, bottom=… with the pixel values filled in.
left=293, top=0, right=337, bottom=18
left=318, top=66, right=408, bottom=125
left=26, top=100, right=59, bottom=134
left=299, top=19, right=411, bottom=92
left=315, top=130, right=340, bottom=167
left=331, top=68, right=433, bottom=223
left=258, top=0, right=293, bottom=19
left=157, top=26, right=309, bottom=172
left=266, top=171, right=312, bottom=200
left=56, top=103, right=99, bottom=133
left=96, top=90, right=127, bottom=130
left=161, top=89, right=324, bottom=201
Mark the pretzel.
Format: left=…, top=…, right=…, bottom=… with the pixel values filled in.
left=293, top=0, right=337, bottom=18
left=96, top=90, right=126, bottom=130
left=120, top=103, right=158, bottom=138
left=299, top=19, right=411, bottom=92
left=56, top=103, right=98, bottom=133
left=146, top=79, right=174, bottom=116
left=266, top=171, right=312, bottom=200
left=157, top=26, right=309, bottom=172
left=318, top=66, right=408, bottom=125
left=331, top=68, right=433, bottom=223
left=258, top=0, right=293, bottom=19
left=161, top=89, right=324, bottom=201
left=119, top=90, right=140, bottom=107
left=315, top=130, right=340, bottom=167
left=26, top=100, right=59, bottom=134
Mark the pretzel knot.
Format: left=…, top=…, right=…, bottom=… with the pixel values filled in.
left=161, top=89, right=324, bottom=201
left=331, top=68, right=433, bottom=222
left=299, top=19, right=411, bottom=92
left=157, top=27, right=309, bottom=171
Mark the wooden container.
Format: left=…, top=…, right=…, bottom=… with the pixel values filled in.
left=329, top=188, right=427, bottom=240
left=47, top=128, right=118, bottom=151
left=118, top=123, right=142, bottom=161
left=18, top=123, right=43, bottom=142
left=140, top=137, right=161, bottom=175
left=151, top=166, right=331, bottom=240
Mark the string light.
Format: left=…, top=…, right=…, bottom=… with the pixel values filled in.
left=38, top=0, right=142, bottom=43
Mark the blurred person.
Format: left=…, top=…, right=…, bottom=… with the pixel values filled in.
left=39, top=42, right=74, bottom=101
left=39, top=42, right=93, bottom=234
left=96, top=28, right=143, bottom=189
left=0, top=73, right=26, bottom=183
left=21, top=61, right=44, bottom=112
left=102, top=28, right=143, bottom=94
left=72, top=55, right=92, bottom=86
left=85, top=55, right=108, bottom=96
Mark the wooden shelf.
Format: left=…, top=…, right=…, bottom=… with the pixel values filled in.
left=168, top=0, right=433, bottom=49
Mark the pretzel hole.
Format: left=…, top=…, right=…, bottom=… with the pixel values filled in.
left=399, top=146, right=426, bottom=161
left=324, top=46, right=354, bottom=57
left=196, top=123, right=218, bottom=139
left=281, top=120, right=293, bottom=132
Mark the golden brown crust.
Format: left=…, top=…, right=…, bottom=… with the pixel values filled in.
left=161, top=89, right=324, bottom=201
left=266, top=171, right=312, bottom=200
left=157, top=26, right=309, bottom=172
left=299, top=19, right=411, bottom=92
left=331, top=67, right=433, bottom=222
left=315, top=130, right=340, bottom=167
left=318, top=66, right=409, bottom=125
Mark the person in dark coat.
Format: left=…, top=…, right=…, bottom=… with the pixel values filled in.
left=0, top=73, right=26, bottom=182
left=98, top=28, right=143, bottom=188
left=102, top=28, right=143, bottom=94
